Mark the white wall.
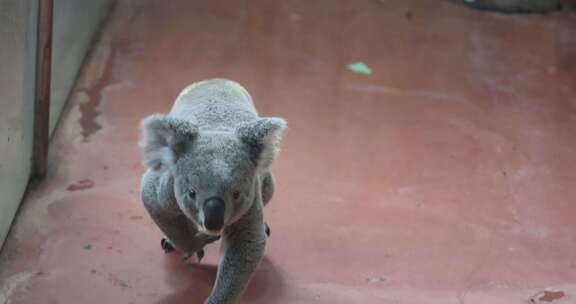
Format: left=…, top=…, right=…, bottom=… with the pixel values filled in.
left=0, top=0, right=39, bottom=250
left=0, top=0, right=113, bottom=249
left=50, top=0, right=114, bottom=134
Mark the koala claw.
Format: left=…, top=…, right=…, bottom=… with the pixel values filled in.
left=161, top=237, right=175, bottom=253
left=182, top=252, right=193, bottom=260
left=182, top=249, right=205, bottom=262
left=265, top=223, right=271, bottom=237
left=196, top=249, right=205, bottom=262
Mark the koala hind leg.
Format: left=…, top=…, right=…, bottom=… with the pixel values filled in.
left=261, top=172, right=275, bottom=238
left=265, top=222, right=271, bottom=237
left=261, top=172, right=275, bottom=206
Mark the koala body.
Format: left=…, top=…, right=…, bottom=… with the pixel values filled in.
left=139, top=79, right=286, bottom=304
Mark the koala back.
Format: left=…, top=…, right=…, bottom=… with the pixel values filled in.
left=169, top=79, right=259, bottom=131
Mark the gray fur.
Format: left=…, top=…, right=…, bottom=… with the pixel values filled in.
left=139, top=79, right=286, bottom=304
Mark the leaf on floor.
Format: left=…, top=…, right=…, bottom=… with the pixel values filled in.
left=347, top=62, right=372, bottom=75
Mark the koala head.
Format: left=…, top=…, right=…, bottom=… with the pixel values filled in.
left=140, top=114, right=286, bottom=235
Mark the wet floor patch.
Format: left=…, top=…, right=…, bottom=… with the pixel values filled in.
left=0, top=272, right=34, bottom=304
left=78, top=41, right=119, bottom=142
left=530, top=290, right=566, bottom=303
left=66, top=179, right=95, bottom=191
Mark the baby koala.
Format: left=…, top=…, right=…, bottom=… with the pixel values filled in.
left=139, top=79, right=287, bottom=304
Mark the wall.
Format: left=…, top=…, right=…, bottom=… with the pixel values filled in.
left=0, top=0, right=113, bottom=249
left=0, top=0, right=39, bottom=250
left=50, top=0, right=114, bottom=134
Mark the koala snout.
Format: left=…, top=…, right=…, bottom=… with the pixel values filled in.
left=203, top=197, right=225, bottom=232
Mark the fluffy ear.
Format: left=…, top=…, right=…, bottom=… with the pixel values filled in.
left=237, top=117, right=287, bottom=171
left=139, top=114, right=198, bottom=170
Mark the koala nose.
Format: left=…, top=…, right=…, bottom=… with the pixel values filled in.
left=203, top=198, right=225, bottom=231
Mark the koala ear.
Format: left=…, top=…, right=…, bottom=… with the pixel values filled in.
left=237, top=117, right=287, bottom=171
left=139, top=114, right=198, bottom=170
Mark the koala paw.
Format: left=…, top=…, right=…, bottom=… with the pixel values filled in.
left=182, top=249, right=205, bottom=263
left=160, top=237, right=176, bottom=253
left=265, top=223, right=271, bottom=237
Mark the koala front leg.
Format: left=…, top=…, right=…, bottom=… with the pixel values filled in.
left=149, top=209, right=219, bottom=261
left=142, top=171, right=211, bottom=257
left=144, top=205, right=205, bottom=255
left=204, top=205, right=267, bottom=304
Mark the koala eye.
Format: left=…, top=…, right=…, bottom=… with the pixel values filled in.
left=188, top=190, right=197, bottom=201
left=232, top=191, right=240, bottom=200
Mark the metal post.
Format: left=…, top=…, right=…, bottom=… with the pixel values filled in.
left=32, top=0, right=53, bottom=179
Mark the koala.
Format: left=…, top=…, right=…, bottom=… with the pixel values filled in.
left=139, top=79, right=287, bottom=304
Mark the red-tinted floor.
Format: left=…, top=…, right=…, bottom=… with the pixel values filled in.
left=2, top=1, right=576, bottom=303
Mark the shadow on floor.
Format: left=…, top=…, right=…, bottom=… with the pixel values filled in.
left=158, top=255, right=284, bottom=304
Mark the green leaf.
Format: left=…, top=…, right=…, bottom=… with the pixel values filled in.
left=347, top=62, right=372, bottom=75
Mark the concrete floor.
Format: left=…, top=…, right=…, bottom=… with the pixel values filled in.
left=1, top=1, right=576, bottom=303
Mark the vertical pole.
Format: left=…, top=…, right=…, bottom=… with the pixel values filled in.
left=32, top=0, right=53, bottom=179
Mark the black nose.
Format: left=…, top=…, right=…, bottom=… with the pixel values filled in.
left=203, top=198, right=225, bottom=231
